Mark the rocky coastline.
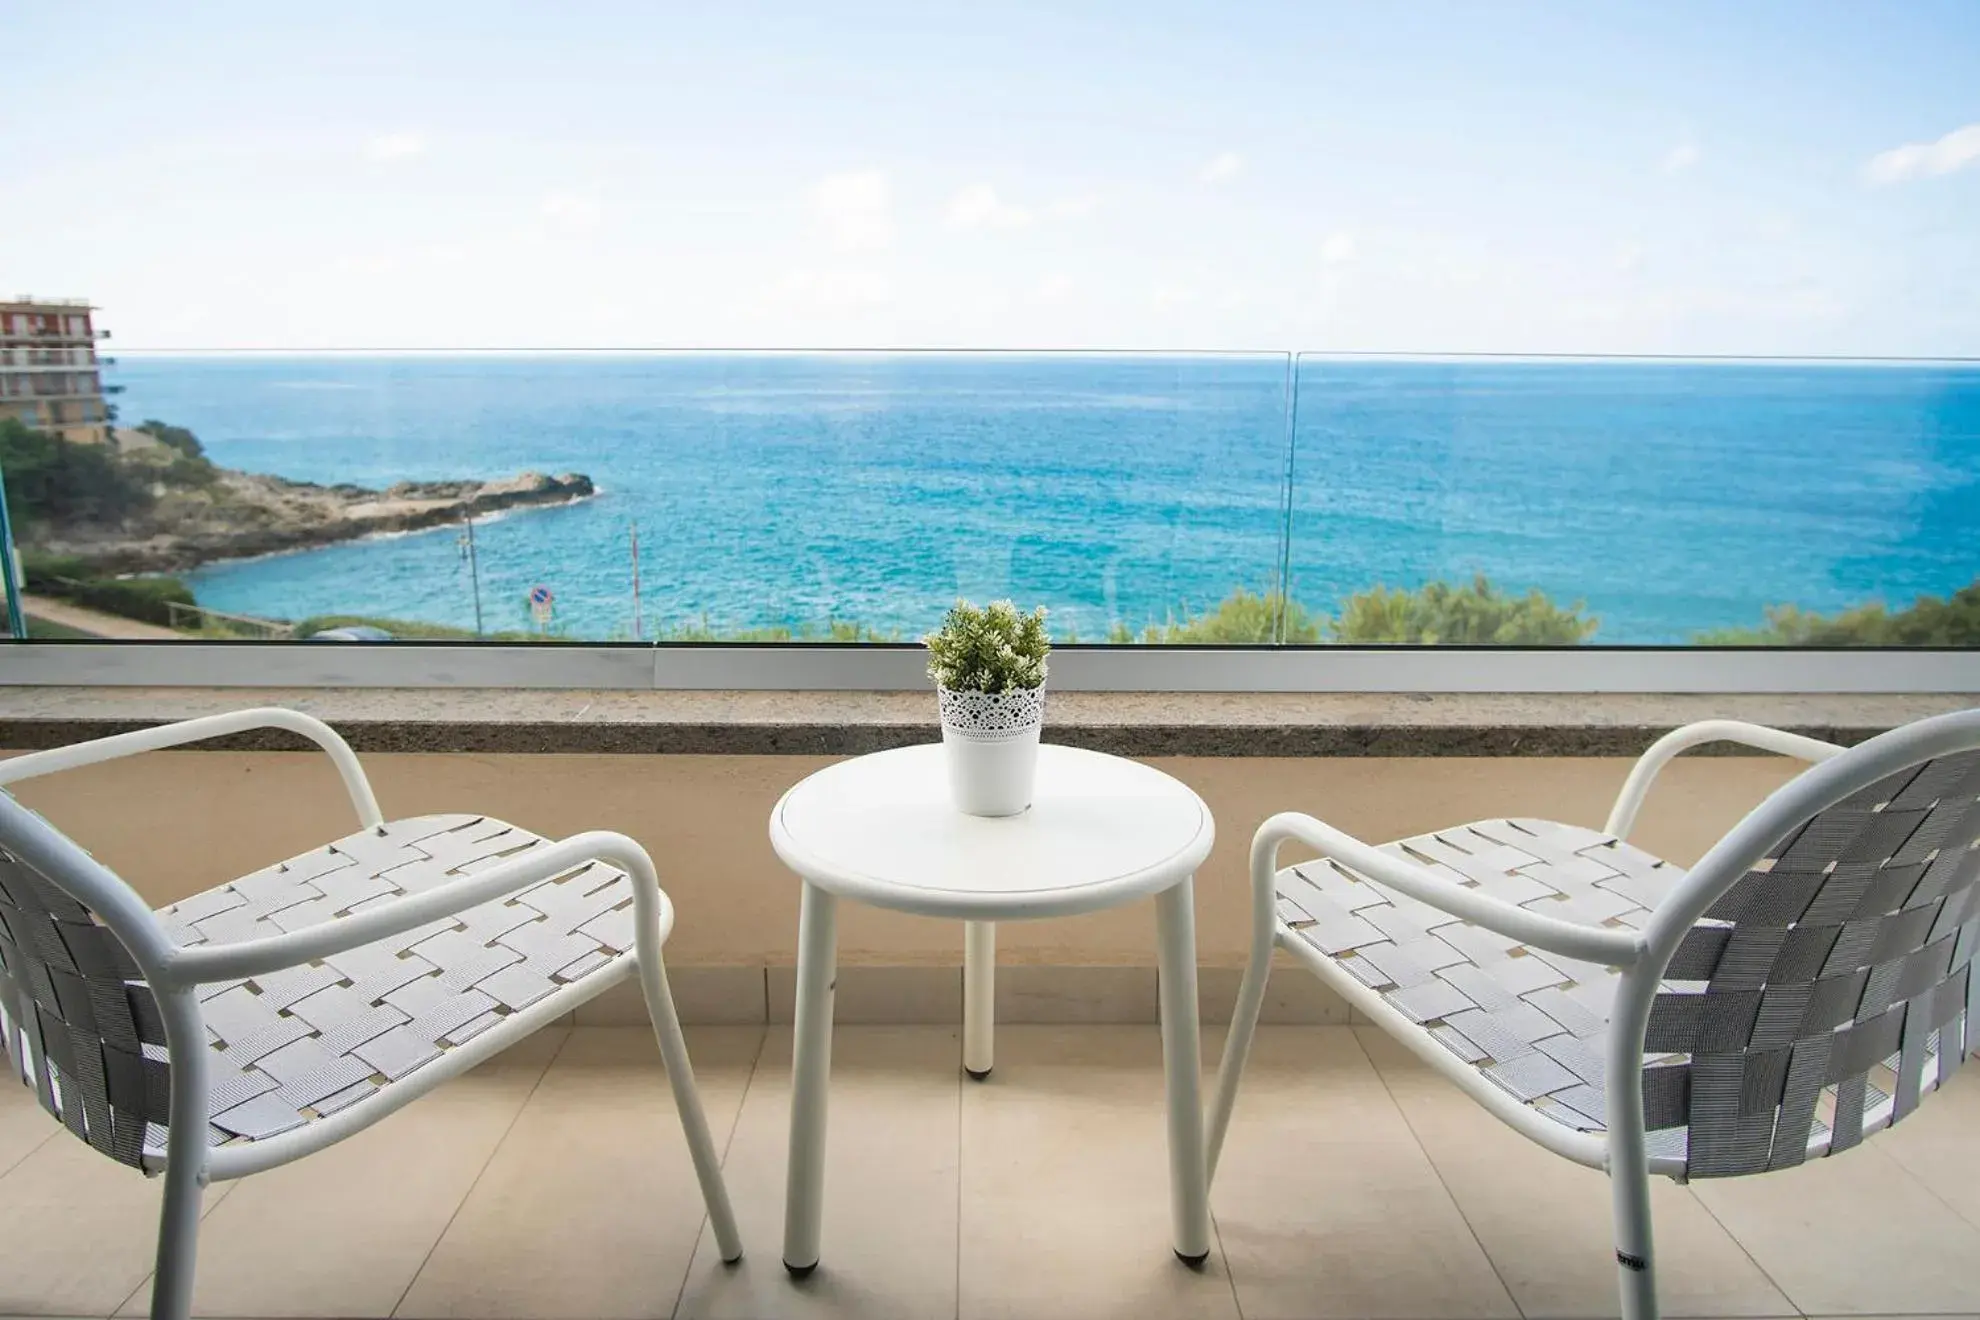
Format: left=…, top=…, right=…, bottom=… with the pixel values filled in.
left=35, top=466, right=596, bottom=575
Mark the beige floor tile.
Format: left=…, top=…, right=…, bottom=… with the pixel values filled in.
left=1352, top=1028, right=1794, bottom=1318
left=0, top=1073, right=56, bottom=1179
left=993, top=966, right=1156, bottom=1024
left=767, top=966, right=962, bottom=1025
left=1198, top=962, right=1353, bottom=1026
left=577, top=969, right=769, bottom=1027
left=958, top=1025, right=1240, bottom=1320
left=1690, top=1136, right=1980, bottom=1315
left=0, top=1134, right=236, bottom=1317
left=1872, top=1063, right=1980, bottom=1231
left=674, top=1026, right=961, bottom=1320
left=395, top=1025, right=762, bottom=1320
left=1211, top=1026, right=1517, bottom=1320
left=129, top=1027, right=570, bottom=1319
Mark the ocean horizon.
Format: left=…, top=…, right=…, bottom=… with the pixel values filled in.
left=107, top=353, right=1980, bottom=643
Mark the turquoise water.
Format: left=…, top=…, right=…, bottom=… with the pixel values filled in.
left=109, top=353, right=1980, bottom=643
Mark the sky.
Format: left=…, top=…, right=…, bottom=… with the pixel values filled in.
left=3, top=1, right=1977, bottom=355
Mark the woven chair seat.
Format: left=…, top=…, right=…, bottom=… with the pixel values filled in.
left=144, top=813, right=638, bottom=1162
left=1278, top=819, right=1693, bottom=1154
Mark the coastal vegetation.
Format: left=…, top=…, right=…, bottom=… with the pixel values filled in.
left=1697, top=577, right=1980, bottom=647
left=0, top=416, right=150, bottom=528
left=1, top=418, right=594, bottom=577
left=1109, top=577, right=1596, bottom=645
left=21, top=551, right=196, bottom=628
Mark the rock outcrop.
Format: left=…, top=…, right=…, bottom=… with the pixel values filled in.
left=35, top=467, right=595, bottom=574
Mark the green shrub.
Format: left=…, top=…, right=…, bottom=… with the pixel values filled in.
left=1127, top=587, right=1324, bottom=644
left=19, top=551, right=93, bottom=593
left=64, top=576, right=195, bottom=627
left=1333, top=574, right=1599, bottom=644
left=924, top=599, right=1050, bottom=692
left=1699, top=579, right=1980, bottom=647
left=0, top=416, right=149, bottom=527
left=158, top=454, right=220, bottom=488
left=136, top=420, right=205, bottom=460
left=14, top=551, right=191, bottom=627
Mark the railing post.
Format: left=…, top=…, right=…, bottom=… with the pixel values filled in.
left=0, top=464, right=25, bottom=640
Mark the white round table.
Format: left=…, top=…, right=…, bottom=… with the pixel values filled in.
left=769, top=742, right=1217, bottom=1275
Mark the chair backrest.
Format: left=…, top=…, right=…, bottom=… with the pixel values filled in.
left=0, top=792, right=174, bottom=1168
left=1642, top=742, right=1980, bottom=1178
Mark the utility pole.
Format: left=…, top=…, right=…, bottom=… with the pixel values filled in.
left=461, top=513, right=485, bottom=637
left=630, top=519, right=643, bottom=641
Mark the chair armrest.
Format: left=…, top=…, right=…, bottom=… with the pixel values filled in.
left=0, top=707, right=383, bottom=832
left=157, top=830, right=667, bottom=986
left=1603, top=720, right=1844, bottom=840
left=1255, top=812, right=1643, bottom=966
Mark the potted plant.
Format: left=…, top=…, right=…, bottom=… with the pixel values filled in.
left=923, top=598, right=1051, bottom=816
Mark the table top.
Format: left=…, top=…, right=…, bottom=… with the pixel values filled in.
left=769, top=743, right=1215, bottom=920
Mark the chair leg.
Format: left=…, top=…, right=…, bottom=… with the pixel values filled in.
left=1206, top=833, right=1283, bottom=1185
left=637, top=910, right=744, bottom=1266
left=1609, top=1130, right=1660, bottom=1320
left=148, top=1153, right=204, bottom=1320
left=639, top=952, right=744, bottom=1264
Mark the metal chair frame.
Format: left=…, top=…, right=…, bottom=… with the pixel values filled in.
left=1209, top=713, right=1980, bottom=1320
left=0, top=708, right=742, bottom=1320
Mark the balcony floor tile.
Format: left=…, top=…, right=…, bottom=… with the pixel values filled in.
left=4, top=1024, right=1980, bottom=1318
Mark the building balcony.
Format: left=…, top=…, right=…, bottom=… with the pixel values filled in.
left=1, top=686, right=1977, bottom=1319
left=0, top=331, right=99, bottom=347
left=0, top=352, right=100, bottom=369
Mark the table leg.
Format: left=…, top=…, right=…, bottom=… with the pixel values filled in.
left=1155, top=876, right=1212, bottom=1265
left=783, top=881, right=838, bottom=1275
left=964, top=919, right=995, bottom=1079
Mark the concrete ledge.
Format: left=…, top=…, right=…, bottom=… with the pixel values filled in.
left=0, top=687, right=1970, bottom=757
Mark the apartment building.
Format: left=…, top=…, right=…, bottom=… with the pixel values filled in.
left=0, top=297, right=112, bottom=445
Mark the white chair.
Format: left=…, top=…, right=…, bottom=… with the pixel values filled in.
left=1209, top=712, right=1980, bottom=1320
left=0, top=707, right=743, bottom=1320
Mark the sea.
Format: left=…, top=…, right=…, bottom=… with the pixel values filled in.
left=108, top=353, right=1980, bottom=644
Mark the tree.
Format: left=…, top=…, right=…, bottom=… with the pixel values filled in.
left=1333, top=574, right=1599, bottom=644
left=1700, top=579, right=1980, bottom=647
left=0, top=416, right=149, bottom=529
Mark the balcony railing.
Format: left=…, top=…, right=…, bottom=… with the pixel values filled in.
left=0, top=346, right=101, bottom=368
left=4, top=350, right=1976, bottom=686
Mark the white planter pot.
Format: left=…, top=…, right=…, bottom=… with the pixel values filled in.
left=937, top=685, right=1046, bottom=817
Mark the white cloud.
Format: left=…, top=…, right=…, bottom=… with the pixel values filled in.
left=541, top=192, right=603, bottom=232
left=1199, top=151, right=1243, bottom=184
left=811, top=169, right=894, bottom=250
left=1032, top=273, right=1073, bottom=303
left=773, top=267, right=894, bottom=306
left=1048, top=193, right=1100, bottom=219
left=1865, top=123, right=1980, bottom=184
left=1320, top=231, right=1357, bottom=266
left=365, top=132, right=427, bottom=162
left=1616, top=241, right=1647, bottom=274
left=1662, top=142, right=1700, bottom=174
left=332, top=253, right=398, bottom=276
left=948, top=184, right=1033, bottom=231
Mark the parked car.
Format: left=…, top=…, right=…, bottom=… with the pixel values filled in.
left=305, top=625, right=393, bottom=641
